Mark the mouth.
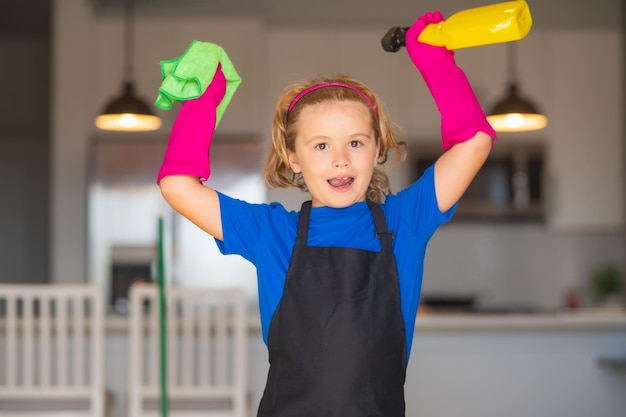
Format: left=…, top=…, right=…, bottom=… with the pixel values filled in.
left=327, top=176, right=354, bottom=190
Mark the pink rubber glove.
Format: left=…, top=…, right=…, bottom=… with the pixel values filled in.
left=406, top=11, right=496, bottom=151
left=156, top=63, right=226, bottom=184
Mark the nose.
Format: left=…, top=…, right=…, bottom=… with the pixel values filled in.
left=333, top=148, right=350, bottom=168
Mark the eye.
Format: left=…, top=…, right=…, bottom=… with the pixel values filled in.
left=315, top=143, right=328, bottom=151
left=349, top=140, right=362, bottom=148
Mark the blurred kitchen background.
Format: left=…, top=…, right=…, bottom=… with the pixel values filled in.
left=0, top=1, right=624, bottom=416
left=2, top=0, right=622, bottom=311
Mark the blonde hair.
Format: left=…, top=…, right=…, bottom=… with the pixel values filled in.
left=263, top=74, right=407, bottom=204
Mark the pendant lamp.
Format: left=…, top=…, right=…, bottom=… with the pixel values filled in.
left=95, top=0, right=161, bottom=131
left=487, top=42, right=547, bottom=132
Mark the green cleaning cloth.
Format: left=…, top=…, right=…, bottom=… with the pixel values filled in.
left=155, top=40, right=242, bottom=127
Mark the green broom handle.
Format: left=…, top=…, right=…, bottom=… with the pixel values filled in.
left=157, top=216, right=169, bottom=417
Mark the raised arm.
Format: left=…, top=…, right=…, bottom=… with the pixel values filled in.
left=160, top=176, right=223, bottom=240
left=156, top=62, right=228, bottom=240
left=405, top=11, right=496, bottom=213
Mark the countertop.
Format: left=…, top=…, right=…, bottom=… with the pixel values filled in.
left=412, top=309, right=626, bottom=331
left=104, top=308, right=626, bottom=333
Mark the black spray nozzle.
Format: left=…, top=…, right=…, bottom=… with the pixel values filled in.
left=381, top=26, right=409, bottom=52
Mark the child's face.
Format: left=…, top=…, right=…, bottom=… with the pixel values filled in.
left=288, top=100, right=379, bottom=208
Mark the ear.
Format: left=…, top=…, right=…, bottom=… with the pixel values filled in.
left=288, top=150, right=302, bottom=174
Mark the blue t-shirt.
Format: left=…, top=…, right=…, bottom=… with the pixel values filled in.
left=215, top=164, right=455, bottom=356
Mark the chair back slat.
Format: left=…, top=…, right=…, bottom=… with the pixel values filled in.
left=39, top=295, right=51, bottom=387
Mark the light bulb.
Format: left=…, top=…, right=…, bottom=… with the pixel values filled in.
left=503, top=113, right=525, bottom=129
left=119, top=113, right=139, bottom=128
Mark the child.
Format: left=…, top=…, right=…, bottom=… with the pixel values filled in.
left=157, top=11, right=496, bottom=417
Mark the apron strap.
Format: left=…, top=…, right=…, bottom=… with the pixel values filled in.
left=367, top=201, right=394, bottom=252
left=297, top=200, right=393, bottom=251
left=296, top=200, right=313, bottom=245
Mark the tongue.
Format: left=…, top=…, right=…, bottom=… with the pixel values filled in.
left=328, top=177, right=352, bottom=188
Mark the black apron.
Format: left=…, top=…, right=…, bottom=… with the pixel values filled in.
left=257, top=201, right=407, bottom=417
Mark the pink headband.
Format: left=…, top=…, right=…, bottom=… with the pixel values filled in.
left=284, top=82, right=376, bottom=124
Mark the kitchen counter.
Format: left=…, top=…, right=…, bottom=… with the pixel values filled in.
left=104, top=308, right=626, bottom=333
left=412, top=309, right=626, bottom=331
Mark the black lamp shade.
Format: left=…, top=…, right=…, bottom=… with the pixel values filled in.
left=95, top=83, right=162, bottom=131
left=103, top=83, right=153, bottom=115
left=491, top=83, right=542, bottom=114
left=487, top=83, right=548, bottom=132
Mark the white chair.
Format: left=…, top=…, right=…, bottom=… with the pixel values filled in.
left=0, top=284, right=105, bottom=417
left=128, top=283, right=248, bottom=417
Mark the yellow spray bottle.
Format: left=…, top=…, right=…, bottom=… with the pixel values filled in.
left=381, top=0, right=532, bottom=52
